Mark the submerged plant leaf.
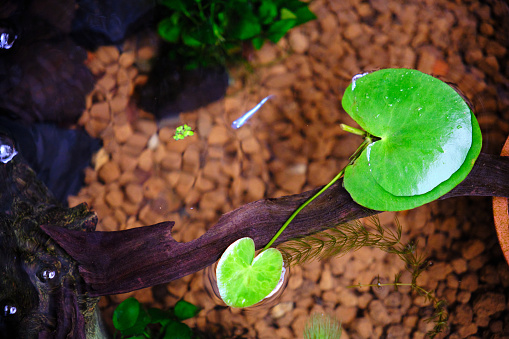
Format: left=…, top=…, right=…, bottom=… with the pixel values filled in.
left=279, top=215, right=404, bottom=266
left=216, top=237, right=283, bottom=308
left=174, top=300, right=201, bottom=320
left=342, top=69, right=473, bottom=197
left=113, top=297, right=141, bottom=331
left=344, top=111, right=481, bottom=211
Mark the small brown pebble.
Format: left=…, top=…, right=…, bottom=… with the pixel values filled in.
left=354, top=317, right=373, bottom=338
left=460, top=273, right=478, bottom=292
left=288, top=31, right=309, bottom=54
left=125, top=133, right=149, bottom=154
left=135, top=119, right=158, bottom=137
left=274, top=165, right=306, bottom=194
left=337, top=288, right=358, bottom=307
left=456, top=290, right=471, bottom=304
left=143, top=177, right=165, bottom=200
left=98, top=161, right=121, bottom=183
left=137, top=149, right=153, bottom=173
left=208, top=125, right=230, bottom=145
left=452, top=258, right=468, bottom=274
left=368, top=300, right=392, bottom=326
left=265, top=73, right=297, bottom=89
left=175, top=172, right=196, bottom=197
left=182, top=145, right=201, bottom=174
left=105, top=189, right=123, bottom=208
left=110, top=95, right=129, bottom=113
left=428, top=262, right=452, bottom=280
left=452, top=303, right=473, bottom=325
left=90, top=102, right=110, bottom=121
left=334, top=305, right=357, bottom=324
left=270, top=302, right=294, bottom=319
left=241, top=137, right=261, bottom=154
left=118, top=154, right=138, bottom=172
left=480, top=265, right=500, bottom=285
left=113, top=123, right=133, bottom=144
left=473, top=292, right=506, bottom=318
left=119, top=51, right=135, bottom=68
left=194, top=173, right=215, bottom=192
left=95, top=46, right=119, bottom=65
left=458, top=323, right=478, bottom=337
left=137, top=46, right=155, bottom=60
left=319, top=264, right=334, bottom=291
left=246, top=176, right=266, bottom=201
left=386, top=325, right=406, bottom=338
left=96, top=75, right=117, bottom=93
left=160, top=152, right=182, bottom=171
left=461, top=239, right=485, bottom=260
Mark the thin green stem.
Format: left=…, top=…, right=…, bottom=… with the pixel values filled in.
left=263, top=168, right=345, bottom=251
left=340, top=124, right=366, bottom=136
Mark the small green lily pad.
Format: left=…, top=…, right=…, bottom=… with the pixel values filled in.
left=216, top=237, right=283, bottom=308
left=344, top=111, right=482, bottom=211
left=342, top=69, right=472, bottom=196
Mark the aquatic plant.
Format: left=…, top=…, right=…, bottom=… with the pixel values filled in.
left=157, top=0, right=316, bottom=68
left=173, top=124, right=195, bottom=140
left=112, top=298, right=200, bottom=339
left=215, top=68, right=480, bottom=322
left=279, top=216, right=448, bottom=336
left=303, top=313, right=342, bottom=339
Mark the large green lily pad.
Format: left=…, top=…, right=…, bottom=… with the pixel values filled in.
left=216, top=237, right=283, bottom=308
left=343, top=111, right=481, bottom=211
left=342, top=69, right=472, bottom=196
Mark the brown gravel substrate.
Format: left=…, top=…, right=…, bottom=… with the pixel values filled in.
left=70, top=0, right=509, bottom=337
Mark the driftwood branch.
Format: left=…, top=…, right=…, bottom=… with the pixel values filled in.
left=42, top=153, right=509, bottom=296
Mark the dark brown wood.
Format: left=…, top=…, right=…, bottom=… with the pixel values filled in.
left=42, top=153, right=509, bottom=296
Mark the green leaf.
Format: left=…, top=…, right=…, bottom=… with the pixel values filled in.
left=216, top=237, right=284, bottom=308
left=181, top=29, right=203, bottom=47
left=121, top=308, right=151, bottom=337
left=158, top=17, right=181, bottom=43
left=174, top=300, right=201, bottom=320
left=148, top=308, right=174, bottom=326
left=252, top=36, right=265, bottom=50
left=343, top=111, right=481, bottom=211
left=341, top=77, right=482, bottom=210
left=231, top=19, right=262, bottom=40
left=267, top=19, right=297, bottom=43
left=280, top=8, right=297, bottom=20
left=163, top=321, right=193, bottom=339
left=112, top=298, right=141, bottom=331
left=342, top=69, right=472, bottom=197
left=259, top=1, right=278, bottom=24
left=293, top=5, right=317, bottom=26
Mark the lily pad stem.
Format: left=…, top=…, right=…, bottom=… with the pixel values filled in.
left=340, top=124, right=366, bottom=137
left=263, top=125, right=377, bottom=252
left=263, top=168, right=346, bottom=251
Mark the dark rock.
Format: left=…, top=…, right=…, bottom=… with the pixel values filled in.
left=0, top=116, right=101, bottom=204
left=71, top=0, right=158, bottom=49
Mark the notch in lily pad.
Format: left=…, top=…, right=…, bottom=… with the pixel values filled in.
left=216, top=237, right=284, bottom=308
left=341, top=68, right=481, bottom=211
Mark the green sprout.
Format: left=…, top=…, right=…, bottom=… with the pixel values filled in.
left=303, top=313, right=342, bottom=339
left=173, top=124, right=195, bottom=140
